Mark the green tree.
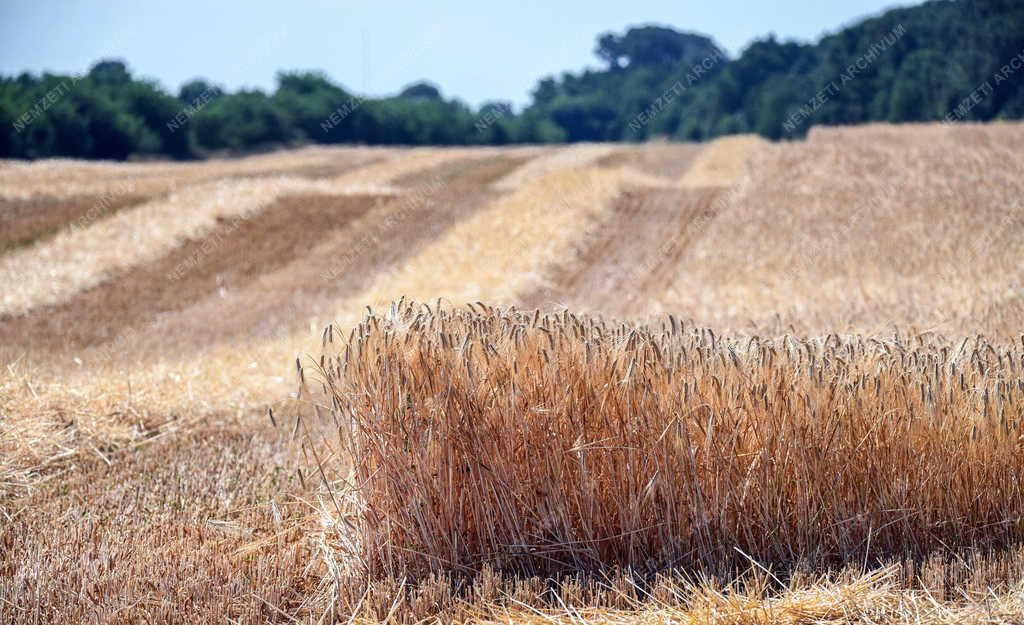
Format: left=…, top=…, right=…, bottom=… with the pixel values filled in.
left=596, top=26, right=722, bottom=69
left=194, top=90, right=293, bottom=151
left=399, top=82, right=443, bottom=101
left=274, top=71, right=362, bottom=143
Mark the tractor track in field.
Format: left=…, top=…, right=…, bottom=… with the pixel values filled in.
left=595, top=143, right=703, bottom=180
left=0, top=157, right=384, bottom=254
left=521, top=185, right=726, bottom=318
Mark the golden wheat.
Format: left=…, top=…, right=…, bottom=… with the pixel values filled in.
left=310, top=301, right=1024, bottom=583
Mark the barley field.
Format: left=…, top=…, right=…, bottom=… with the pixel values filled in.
left=2, top=123, right=1024, bottom=623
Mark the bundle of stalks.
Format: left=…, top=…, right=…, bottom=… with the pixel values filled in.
left=308, top=301, right=1024, bottom=581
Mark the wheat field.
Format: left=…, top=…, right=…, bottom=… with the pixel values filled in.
left=2, top=124, right=1024, bottom=623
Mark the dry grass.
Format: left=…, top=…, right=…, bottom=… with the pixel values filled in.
left=319, top=554, right=1024, bottom=624
left=0, top=361, right=181, bottom=503
left=0, top=423, right=315, bottom=624
left=478, top=567, right=1024, bottom=625
left=295, top=547, right=1024, bottom=623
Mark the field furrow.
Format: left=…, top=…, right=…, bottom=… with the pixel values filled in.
left=115, top=154, right=531, bottom=358
left=522, top=185, right=725, bottom=317
left=332, top=163, right=647, bottom=318
left=0, top=192, right=150, bottom=252
left=0, top=149, right=502, bottom=318
left=0, top=194, right=385, bottom=356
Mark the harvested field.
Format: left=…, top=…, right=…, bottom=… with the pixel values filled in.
left=0, top=194, right=385, bottom=354
left=0, top=149, right=490, bottom=319
left=114, top=153, right=531, bottom=358
left=0, top=151, right=390, bottom=254
left=654, top=123, right=1024, bottom=336
left=0, top=190, right=149, bottom=252
left=0, top=177, right=321, bottom=317
left=3, top=126, right=1024, bottom=623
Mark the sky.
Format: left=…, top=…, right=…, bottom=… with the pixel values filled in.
left=0, top=0, right=913, bottom=109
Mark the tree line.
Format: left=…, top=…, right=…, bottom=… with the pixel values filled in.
left=2, top=0, right=1022, bottom=160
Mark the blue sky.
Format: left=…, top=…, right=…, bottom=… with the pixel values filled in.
left=0, top=1, right=912, bottom=108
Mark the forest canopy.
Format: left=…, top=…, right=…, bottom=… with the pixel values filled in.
left=2, top=0, right=1022, bottom=159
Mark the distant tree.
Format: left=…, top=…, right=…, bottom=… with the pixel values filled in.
left=889, top=49, right=984, bottom=122
left=399, top=82, right=443, bottom=101
left=475, top=101, right=515, bottom=144
left=596, top=26, right=723, bottom=69
left=547, top=95, right=617, bottom=141
left=531, top=77, right=560, bottom=106
left=120, top=81, right=193, bottom=157
left=194, top=90, right=293, bottom=151
left=273, top=70, right=362, bottom=143
left=0, top=98, right=13, bottom=156
left=178, top=79, right=221, bottom=104
left=479, top=100, right=513, bottom=117
left=87, top=60, right=133, bottom=86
